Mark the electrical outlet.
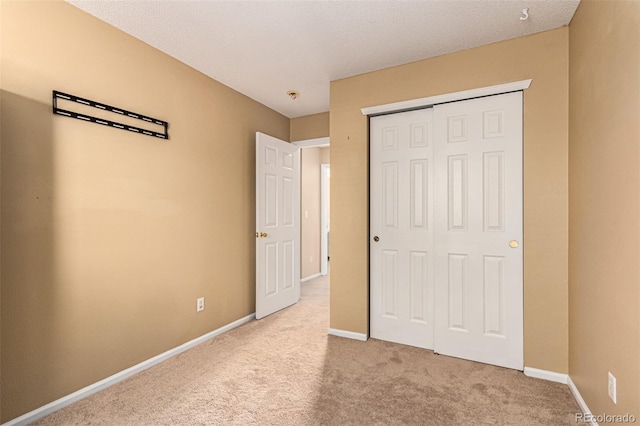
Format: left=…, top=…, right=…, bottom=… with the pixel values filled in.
left=608, top=372, right=617, bottom=404
left=196, top=297, right=205, bottom=312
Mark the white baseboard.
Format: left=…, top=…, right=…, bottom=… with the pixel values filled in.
left=328, top=328, right=368, bottom=341
left=568, top=376, right=598, bottom=426
left=2, top=313, right=256, bottom=426
left=523, top=367, right=568, bottom=384
left=300, top=272, right=322, bottom=283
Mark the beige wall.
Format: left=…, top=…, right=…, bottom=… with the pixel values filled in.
left=569, top=0, right=640, bottom=417
left=320, top=147, right=329, bottom=165
left=0, top=1, right=289, bottom=422
left=290, top=112, right=329, bottom=141
left=330, top=28, right=569, bottom=372
left=301, top=148, right=321, bottom=278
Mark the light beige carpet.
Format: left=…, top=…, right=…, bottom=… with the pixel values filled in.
left=37, top=273, right=580, bottom=425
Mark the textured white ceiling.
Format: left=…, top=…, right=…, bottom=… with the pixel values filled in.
left=68, top=0, right=580, bottom=118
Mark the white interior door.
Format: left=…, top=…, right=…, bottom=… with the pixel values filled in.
left=369, top=91, right=523, bottom=370
left=256, top=132, right=300, bottom=319
left=370, top=108, right=434, bottom=349
left=433, top=92, right=523, bottom=370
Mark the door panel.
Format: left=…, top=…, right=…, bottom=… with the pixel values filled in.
left=447, top=253, right=468, bottom=332
left=256, top=132, right=300, bottom=319
left=447, top=155, right=468, bottom=230
left=409, top=251, right=429, bottom=323
left=483, top=255, right=505, bottom=337
left=433, top=92, right=523, bottom=370
left=370, top=108, right=434, bottom=349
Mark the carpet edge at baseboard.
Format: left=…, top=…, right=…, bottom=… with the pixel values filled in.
left=1, top=313, right=256, bottom=426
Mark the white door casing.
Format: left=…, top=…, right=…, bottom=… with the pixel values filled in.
left=370, top=108, right=435, bottom=349
left=433, top=92, right=523, bottom=370
left=321, top=163, right=330, bottom=276
left=256, top=132, right=300, bottom=319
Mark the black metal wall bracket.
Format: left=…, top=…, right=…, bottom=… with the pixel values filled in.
left=52, top=91, right=169, bottom=140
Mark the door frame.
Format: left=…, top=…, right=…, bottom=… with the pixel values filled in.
left=320, top=163, right=330, bottom=276
left=293, top=136, right=329, bottom=149
left=292, top=137, right=330, bottom=280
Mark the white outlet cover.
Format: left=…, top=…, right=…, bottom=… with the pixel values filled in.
left=608, top=371, right=617, bottom=404
left=197, top=297, right=205, bottom=312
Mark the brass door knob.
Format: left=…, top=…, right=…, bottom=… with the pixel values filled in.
left=260, top=232, right=268, bottom=238
left=509, top=240, right=519, bottom=248
left=373, top=236, right=380, bottom=242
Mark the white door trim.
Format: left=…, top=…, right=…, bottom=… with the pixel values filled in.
left=321, top=163, right=330, bottom=276
left=292, top=136, right=329, bottom=148
left=361, top=79, right=532, bottom=116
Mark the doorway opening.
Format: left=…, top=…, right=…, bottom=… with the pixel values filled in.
left=294, top=137, right=330, bottom=282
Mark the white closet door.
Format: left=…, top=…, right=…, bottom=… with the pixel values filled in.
left=433, top=92, right=523, bottom=370
left=370, top=108, right=434, bottom=349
